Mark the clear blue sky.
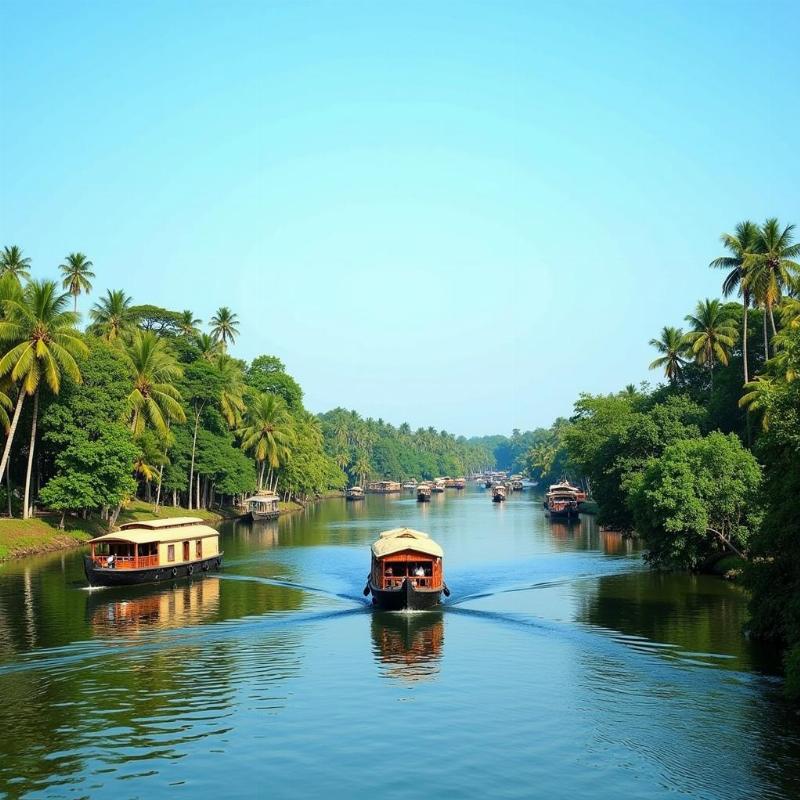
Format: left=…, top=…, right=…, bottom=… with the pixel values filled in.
left=1, top=1, right=798, bottom=436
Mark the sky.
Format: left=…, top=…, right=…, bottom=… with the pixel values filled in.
left=1, top=1, right=798, bottom=436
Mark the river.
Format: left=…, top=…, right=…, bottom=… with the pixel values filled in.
left=0, top=488, right=798, bottom=799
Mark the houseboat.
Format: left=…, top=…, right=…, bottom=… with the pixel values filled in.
left=431, top=478, right=446, bottom=493
left=346, top=486, right=365, bottom=501
left=364, top=528, right=448, bottom=610
left=245, top=492, right=280, bottom=520
left=510, top=475, right=524, bottom=491
left=492, top=484, right=507, bottom=502
left=367, top=480, right=403, bottom=494
left=403, top=480, right=418, bottom=491
left=545, top=482, right=580, bottom=519
left=417, top=483, right=432, bottom=502
left=453, top=477, right=466, bottom=490
left=84, top=518, right=222, bottom=587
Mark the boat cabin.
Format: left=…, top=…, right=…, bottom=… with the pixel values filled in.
left=370, top=528, right=444, bottom=591
left=367, top=481, right=403, bottom=494
left=245, top=493, right=280, bottom=519
left=88, top=518, right=220, bottom=571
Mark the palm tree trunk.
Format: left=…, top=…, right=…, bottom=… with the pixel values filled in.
left=258, top=460, right=265, bottom=490
left=188, top=408, right=201, bottom=510
left=769, top=303, right=778, bottom=338
left=0, top=392, right=25, bottom=483
left=22, top=389, right=39, bottom=520
left=742, top=301, right=749, bottom=385
left=196, top=473, right=200, bottom=510
left=6, top=463, right=12, bottom=517
left=763, top=311, right=769, bottom=361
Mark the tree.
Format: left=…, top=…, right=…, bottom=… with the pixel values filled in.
left=40, top=339, right=139, bottom=523
left=0, top=280, right=87, bottom=518
left=683, top=299, right=738, bottom=389
left=122, top=330, right=185, bottom=437
left=89, top=289, right=135, bottom=341
left=739, top=376, right=776, bottom=431
left=710, top=220, right=759, bottom=383
left=0, top=246, right=31, bottom=283
left=177, top=310, right=201, bottom=337
left=744, top=218, right=800, bottom=350
left=628, top=432, right=761, bottom=570
left=195, top=332, right=221, bottom=362
left=210, top=306, right=240, bottom=350
left=181, top=360, right=225, bottom=510
left=238, top=392, right=295, bottom=490
left=59, top=252, right=95, bottom=313
left=246, top=354, right=303, bottom=409
left=648, top=326, right=688, bottom=383
left=215, top=354, right=246, bottom=427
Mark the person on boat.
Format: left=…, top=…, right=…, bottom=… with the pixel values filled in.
left=106, top=554, right=115, bottom=569
left=414, top=565, right=425, bottom=577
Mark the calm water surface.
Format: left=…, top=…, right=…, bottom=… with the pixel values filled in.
left=0, top=488, right=798, bottom=799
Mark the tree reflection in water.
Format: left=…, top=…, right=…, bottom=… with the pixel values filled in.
left=371, top=611, right=444, bottom=682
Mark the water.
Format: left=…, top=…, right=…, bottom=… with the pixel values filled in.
left=0, top=488, right=798, bottom=799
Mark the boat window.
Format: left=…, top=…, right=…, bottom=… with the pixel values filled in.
left=167, top=544, right=175, bottom=562
left=183, top=541, right=190, bottom=561
left=196, top=539, right=202, bottom=559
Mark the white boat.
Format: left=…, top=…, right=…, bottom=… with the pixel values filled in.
left=244, top=493, right=280, bottom=520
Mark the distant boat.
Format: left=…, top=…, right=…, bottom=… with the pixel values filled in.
left=492, top=484, right=507, bottom=502
left=509, top=475, right=524, bottom=491
left=364, top=527, right=448, bottom=610
left=346, top=486, right=365, bottom=501
left=417, top=483, right=432, bottom=502
left=431, top=479, right=446, bottom=493
left=367, top=480, right=403, bottom=494
left=84, top=518, right=222, bottom=587
left=245, top=492, right=280, bottom=520
left=453, top=477, right=466, bottom=490
left=403, top=480, right=418, bottom=491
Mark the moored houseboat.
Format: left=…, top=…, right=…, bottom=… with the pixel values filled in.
left=431, top=478, right=446, bottom=493
left=367, top=480, right=403, bottom=494
left=510, top=475, right=524, bottom=491
left=545, top=482, right=580, bottom=519
left=245, top=492, right=280, bottom=520
left=403, top=480, right=418, bottom=491
left=492, top=484, right=507, bottom=502
left=84, top=518, right=222, bottom=587
left=364, top=528, right=448, bottom=610
left=417, top=483, right=432, bottom=502
left=453, top=477, right=466, bottom=490
left=346, top=486, right=365, bottom=501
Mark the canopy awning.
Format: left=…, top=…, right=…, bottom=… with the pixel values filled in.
left=371, top=528, right=444, bottom=559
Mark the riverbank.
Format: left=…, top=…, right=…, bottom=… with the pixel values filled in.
left=0, top=493, right=345, bottom=562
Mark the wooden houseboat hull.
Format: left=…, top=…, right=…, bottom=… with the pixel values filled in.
left=84, top=553, right=223, bottom=588
left=368, top=579, right=442, bottom=611
left=251, top=509, right=280, bottom=520
left=346, top=495, right=364, bottom=502
left=492, top=495, right=506, bottom=502
left=417, top=494, right=431, bottom=502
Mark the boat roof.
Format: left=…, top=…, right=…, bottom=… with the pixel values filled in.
left=244, top=494, right=279, bottom=503
left=371, top=528, right=444, bottom=559
left=90, top=518, right=218, bottom=545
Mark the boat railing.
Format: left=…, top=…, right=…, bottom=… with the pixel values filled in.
left=382, top=576, right=434, bottom=589
left=91, top=554, right=159, bottom=570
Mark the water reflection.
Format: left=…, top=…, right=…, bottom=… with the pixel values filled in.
left=88, top=577, right=222, bottom=636
left=371, top=611, right=444, bottom=682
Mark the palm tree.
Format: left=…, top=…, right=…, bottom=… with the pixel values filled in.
left=178, top=310, right=201, bottom=337
left=238, top=392, right=295, bottom=490
left=59, top=252, right=95, bottom=313
left=684, top=299, right=738, bottom=389
left=0, top=246, right=31, bottom=283
left=122, top=330, right=185, bottom=437
left=744, top=218, right=800, bottom=351
left=710, top=220, right=759, bottom=383
left=210, top=307, right=240, bottom=351
left=215, top=354, right=245, bottom=427
left=648, top=326, right=688, bottom=383
left=739, top=376, right=775, bottom=431
left=195, top=332, right=221, bottom=361
left=0, top=281, right=87, bottom=518
left=89, top=289, right=135, bottom=341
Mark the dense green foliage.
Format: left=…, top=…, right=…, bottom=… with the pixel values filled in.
left=320, top=409, right=493, bottom=484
